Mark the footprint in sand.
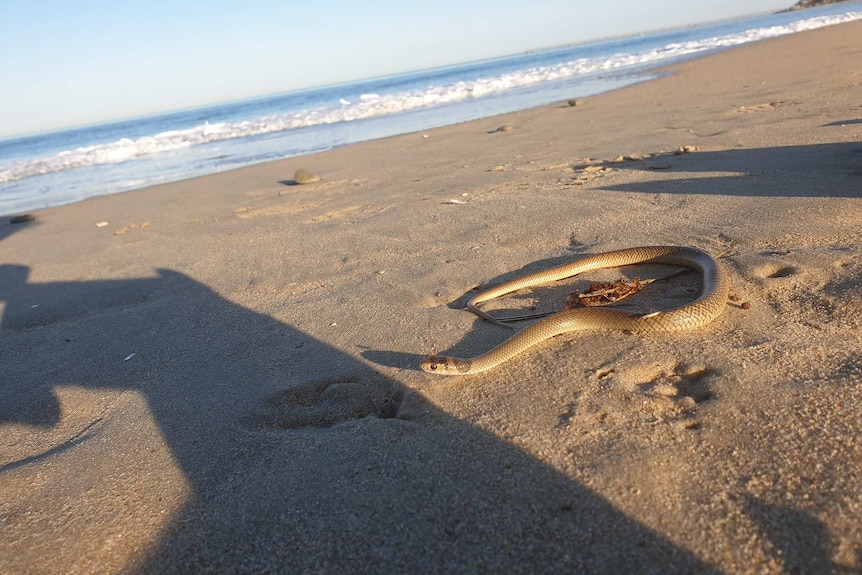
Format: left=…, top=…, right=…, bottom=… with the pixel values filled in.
left=249, top=378, right=403, bottom=429
left=754, top=262, right=798, bottom=279
left=734, top=100, right=790, bottom=113
left=574, top=361, right=717, bottom=429
left=615, top=362, right=714, bottom=401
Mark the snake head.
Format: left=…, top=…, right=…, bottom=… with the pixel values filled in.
left=420, top=355, right=471, bottom=375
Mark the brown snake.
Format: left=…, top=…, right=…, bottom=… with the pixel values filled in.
left=421, top=246, right=728, bottom=375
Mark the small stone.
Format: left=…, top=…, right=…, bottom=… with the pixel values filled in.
left=9, top=214, right=35, bottom=224
left=566, top=99, right=582, bottom=107
left=293, top=169, right=321, bottom=185
left=677, top=396, right=697, bottom=411
left=674, top=145, right=699, bottom=155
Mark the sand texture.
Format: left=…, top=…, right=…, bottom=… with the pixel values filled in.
left=2, top=20, right=861, bottom=574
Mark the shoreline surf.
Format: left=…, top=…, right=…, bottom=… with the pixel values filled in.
left=1, top=3, right=860, bottom=216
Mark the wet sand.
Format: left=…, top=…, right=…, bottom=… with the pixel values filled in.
left=1, top=19, right=861, bottom=574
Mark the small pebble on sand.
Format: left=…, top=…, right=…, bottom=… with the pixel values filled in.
left=674, top=145, right=699, bottom=155
left=294, top=169, right=321, bottom=185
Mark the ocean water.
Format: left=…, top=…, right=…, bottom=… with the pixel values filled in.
left=1, top=3, right=860, bottom=216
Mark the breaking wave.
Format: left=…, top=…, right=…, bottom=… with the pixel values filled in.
left=1, top=10, right=859, bottom=186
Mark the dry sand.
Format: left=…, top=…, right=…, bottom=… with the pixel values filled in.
left=2, top=19, right=861, bottom=575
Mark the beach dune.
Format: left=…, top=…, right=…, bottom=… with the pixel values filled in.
left=1, top=20, right=861, bottom=574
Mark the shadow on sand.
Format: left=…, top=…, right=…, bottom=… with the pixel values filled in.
left=0, top=260, right=718, bottom=574
left=1, top=135, right=852, bottom=573
left=594, top=142, right=862, bottom=198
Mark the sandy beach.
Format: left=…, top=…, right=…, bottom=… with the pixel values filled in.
left=2, top=19, right=861, bottom=574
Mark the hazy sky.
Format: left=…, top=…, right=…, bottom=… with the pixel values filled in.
left=1, top=1, right=795, bottom=138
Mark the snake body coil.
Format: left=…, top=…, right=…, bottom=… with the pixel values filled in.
left=421, top=246, right=728, bottom=375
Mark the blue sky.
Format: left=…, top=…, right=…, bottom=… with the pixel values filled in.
left=0, top=1, right=794, bottom=138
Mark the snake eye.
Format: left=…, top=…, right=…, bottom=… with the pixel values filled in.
left=430, top=364, right=438, bottom=370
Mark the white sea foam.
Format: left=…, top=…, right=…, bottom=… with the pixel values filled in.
left=1, top=11, right=859, bottom=186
